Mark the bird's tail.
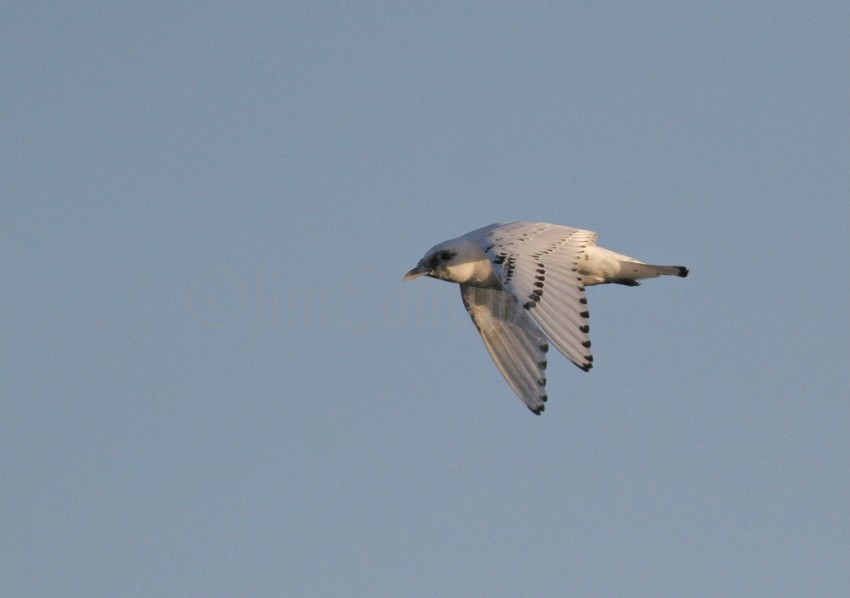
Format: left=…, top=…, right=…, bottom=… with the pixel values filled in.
left=613, top=262, right=689, bottom=286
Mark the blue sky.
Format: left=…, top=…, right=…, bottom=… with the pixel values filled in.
left=2, top=2, right=848, bottom=596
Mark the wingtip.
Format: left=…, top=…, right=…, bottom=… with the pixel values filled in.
left=677, top=266, right=689, bottom=278
left=527, top=393, right=548, bottom=415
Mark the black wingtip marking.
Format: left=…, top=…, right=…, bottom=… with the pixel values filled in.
left=678, top=266, right=689, bottom=278
left=529, top=395, right=548, bottom=415
left=579, top=324, right=590, bottom=333
left=579, top=310, right=589, bottom=318
left=579, top=362, right=592, bottom=372
left=579, top=297, right=587, bottom=305
left=538, top=360, right=548, bottom=370
left=585, top=355, right=593, bottom=362
left=582, top=340, right=591, bottom=348
left=537, top=378, right=546, bottom=387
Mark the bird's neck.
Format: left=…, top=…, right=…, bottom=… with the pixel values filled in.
left=441, top=242, right=501, bottom=288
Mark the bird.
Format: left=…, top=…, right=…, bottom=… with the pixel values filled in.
left=403, top=221, right=688, bottom=415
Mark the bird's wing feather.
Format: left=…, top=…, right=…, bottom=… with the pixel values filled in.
left=479, top=222, right=597, bottom=371
left=460, top=285, right=549, bottom=414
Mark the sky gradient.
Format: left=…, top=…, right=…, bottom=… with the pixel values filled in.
left=2, top=3, right=848, bottom=596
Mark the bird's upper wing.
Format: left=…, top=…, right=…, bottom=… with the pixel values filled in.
left=478, top=222, right=597, bottom=371
left=460, top=285, right=549, bottom=414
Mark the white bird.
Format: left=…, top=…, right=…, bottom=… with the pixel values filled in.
left=403, top=221, right=688, bottom=415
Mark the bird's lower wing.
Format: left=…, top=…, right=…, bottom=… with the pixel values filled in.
left=461, top=285, right=549, bottom=414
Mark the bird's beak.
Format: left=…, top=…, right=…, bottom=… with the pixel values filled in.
left=403, top=263, right=428, bottom=281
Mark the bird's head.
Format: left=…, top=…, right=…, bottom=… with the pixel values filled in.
left=403, top=239, right=494, bottom=285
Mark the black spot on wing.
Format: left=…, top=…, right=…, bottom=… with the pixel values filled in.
left=527, top=391, right=548, bottom=415
left=500, top=255, right=517, bottom=282
left=523, top=263, right=547, bottom=308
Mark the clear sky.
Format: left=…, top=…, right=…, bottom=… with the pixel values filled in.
left=2, top=2, right=848, bottom=596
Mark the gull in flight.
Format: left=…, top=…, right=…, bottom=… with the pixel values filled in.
left=404, top=222, right=688, bottom=414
